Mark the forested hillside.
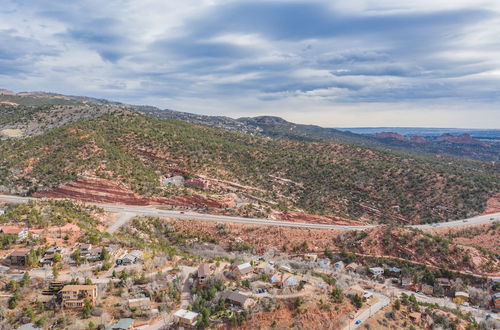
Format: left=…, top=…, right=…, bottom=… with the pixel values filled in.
left=0, top=110, right=498, bottom=224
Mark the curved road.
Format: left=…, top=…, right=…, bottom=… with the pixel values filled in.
left=0, top=194, right=498, bottom=232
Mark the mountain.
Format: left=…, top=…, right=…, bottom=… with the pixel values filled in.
left=0, top=98, right=498, bottom=224
left=1, top=90, right=498, bottom=161
left=143, top=109, right=500, bottom=162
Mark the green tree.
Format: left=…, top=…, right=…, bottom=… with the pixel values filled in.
left=52, top=264, right=59, bottom=279
left=20, top=272, right=30, bottom=287
left=53, top=252, right=62, bottom=263
left=330, top=287, right=344, bottom=303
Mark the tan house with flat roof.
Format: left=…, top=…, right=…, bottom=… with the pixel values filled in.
left=61, top=285, right=97, bottom=309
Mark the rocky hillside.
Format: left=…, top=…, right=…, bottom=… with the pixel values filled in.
left=2, top=90, right=498, bottom=161
left=335, top=226, right=499, bottom=274
left=0, top=109, right=498, bottom=224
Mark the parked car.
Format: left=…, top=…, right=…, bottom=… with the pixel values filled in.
left=355, top=320, right=362, bottom=325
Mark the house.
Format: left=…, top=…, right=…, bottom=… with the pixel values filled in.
left=455, top=291, right=469, bottom=302
left=0, top=265, right=9, bottom=274
left=220, top=291, right=255, bottom=309
left=60, top=285, right=97, bottom=309
left=334, top=261, right=345, bottom=269
left=7, top=249, right=29, bottom=266
left=492, top=293, right=500, bottom=311
left=40, top=247, right=65, bottom=267
left=197, top=263, right=211, bottom=285
left=363, top=291, right=373, bottom=300
left=174, top=309, right=198, bottom=328
left=304, top=253, right=318, bottom=262
left=317, top=258, right=331, bottom=269
left=116, top=250, right=142, bottom=265
left=128, top=297, right=151, bottom=310
left=420, top=284, right=434, bottom=295
left=233, top=262, right=253, bottom=277
left=434, top=278, right=453, bottom=297
left=369, top=267, right=384, bottom=276
left=87, top=247, right=103, bottom=262
left=0, top=225, right=24, bottom=236
left=345, top=284, right=364, bottom=298
left=271, top=273, right=283, bottom=287
left=284, top=277, right=298, bottom=288
left=162, top=175, right=185, bottom=186
left=279, top=265, right=292, bottom=273
left=386, top=267, right=401, bottom=275
left=80, top=244, right=92, bottom=253
left=345, top=262, right=359, bottom=272
left=401, top=277, right=413, bottom=287
left=105, top=318, right=135, bottom=330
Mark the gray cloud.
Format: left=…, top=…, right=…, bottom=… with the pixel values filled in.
left=0, top=0, right=499, bottom=127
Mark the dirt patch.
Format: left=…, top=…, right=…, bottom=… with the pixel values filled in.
left=1, top=128, right=24, bottom=137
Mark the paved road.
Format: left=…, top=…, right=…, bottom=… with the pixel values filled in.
left=342, top=291, right=391, bottom=330
left=0, top=194, right=498, bottom=232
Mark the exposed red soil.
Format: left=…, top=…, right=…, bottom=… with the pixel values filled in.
left=272, top=211, right=364, bottom=226
left=0, top=101, right=19, bottom=106
left=238, top=299, right=355, bottom=330
left=33, top=176, right=223, bottom=208
left=484, top=193, right=500, bottom=214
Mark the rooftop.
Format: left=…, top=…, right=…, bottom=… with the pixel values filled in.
left=221, top=291, right=250, bottom=305
left=9, top=249, right=29, bottom=257
left=198, top=263, right=211, bottom=277
left=61, top=284, right=97, bottom=291
left=174, top=308, right=198, bottom=321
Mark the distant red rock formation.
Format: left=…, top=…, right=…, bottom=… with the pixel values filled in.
left=375, top=131, right=407, bottom=141
left=436, top=133, right=487, bottom=146
left=410, top=136, right=428, bottom=143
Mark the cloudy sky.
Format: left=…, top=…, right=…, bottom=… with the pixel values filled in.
left=1, top=0, right=499, bottom=128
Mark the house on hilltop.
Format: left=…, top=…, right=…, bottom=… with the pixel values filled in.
left=6, top=249, right=29, bottom=266
left=60, top=284, right=97, bottom=309
left=220, top=291, right=255, bottom=309
left=174, top=309, right=198, bottom=328
left=232, top=262, right=253, bottom=277
left=197, top=263, right=211, bottom=285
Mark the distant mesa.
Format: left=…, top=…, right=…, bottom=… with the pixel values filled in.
left=409, top=136, right=428, bottom=143
left=374, top=131, right=406, bottom=141
left=436, top=133, right=487, bottom=146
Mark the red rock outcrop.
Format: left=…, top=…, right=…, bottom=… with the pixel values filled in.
left=33, top=176, right=223, bottom=208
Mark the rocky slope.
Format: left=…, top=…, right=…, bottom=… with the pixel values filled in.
left=2, top=90, right=499, bottom=161
left=0, top=110, right=498, bottom=224
left=335, top=226, right=499, bottom=274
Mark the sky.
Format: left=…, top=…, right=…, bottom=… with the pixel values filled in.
left=0, top=0, right=499, bottom=128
